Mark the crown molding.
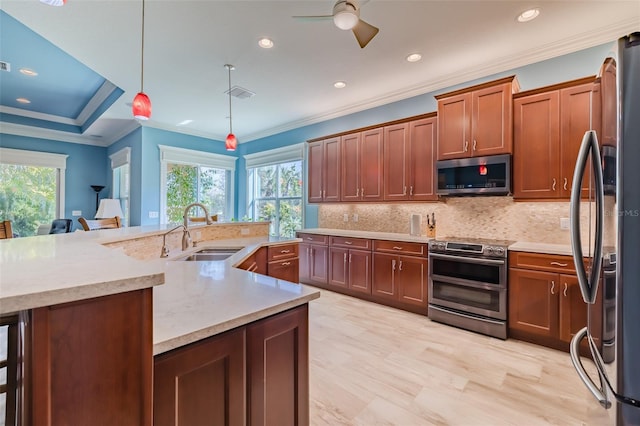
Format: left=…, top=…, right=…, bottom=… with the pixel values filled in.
left=0, top=122, right=110, bottom=146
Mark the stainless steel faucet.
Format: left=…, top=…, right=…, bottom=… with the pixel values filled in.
left=182, top=202, right=213, bottom=250
left=160, top=224, right=186, bottom=258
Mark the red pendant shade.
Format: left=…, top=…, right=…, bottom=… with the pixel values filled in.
left=225, top=133, right=237, bottom=151
left=132, top=92, right=151, bottom=120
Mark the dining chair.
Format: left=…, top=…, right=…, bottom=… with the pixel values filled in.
left=0, top=220, right=13, bottom=239
left=78, top=216, right=121, bottom=231
left=49, top=219, right=73, bottom=234
left=188, top=215, right=218, bottom=223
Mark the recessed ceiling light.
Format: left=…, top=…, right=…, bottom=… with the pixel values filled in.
left=16, top=97, right=31, bottom=104
left=258, top=38, right=274, bottom=49
left=406, top=53, right=422, bottom=63
left=334, top=81, right=346, bottom=89
left=19, top=68, right=38, bottom=76
left=177, top=119, right=193, bottom=126
left=517, top=8, right=540, bottom=22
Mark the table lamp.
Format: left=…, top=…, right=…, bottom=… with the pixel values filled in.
left=96, top=199, right=124, bottom=219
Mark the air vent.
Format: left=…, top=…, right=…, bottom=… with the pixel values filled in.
left=225, top=85, right=255, bottom=99
left=0, top=61, right=10, bottom=72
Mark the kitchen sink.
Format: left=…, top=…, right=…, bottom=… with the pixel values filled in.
left=177, top=248, right=241, bottom=261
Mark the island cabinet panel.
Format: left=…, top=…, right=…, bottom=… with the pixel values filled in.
left=31, top=288, right=153, bottom=426
left=153, top=328, right=246, bottom=426
left=246, top=305, right=309, bottom=426
left=237, top=246, right=267, bottom=275
left=267, top=243, right=300, bottom=283
left=308, top=137, right=340, bottom=203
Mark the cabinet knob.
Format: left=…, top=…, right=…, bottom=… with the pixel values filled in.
left=551, top=280, right=556, bottom=295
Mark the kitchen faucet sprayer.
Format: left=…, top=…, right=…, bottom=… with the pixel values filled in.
left=182, top=203, right=213, bottom=250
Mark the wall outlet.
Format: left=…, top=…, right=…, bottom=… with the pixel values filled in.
left=343, top=214, right=349, bottom=222
left=149, top=211, right=159, bottom=218
left=241, top=228, right=250, bottom=235
left=72, top=210, right=82, bottom=216
left=560, top=217, right=570, bottom=230
left=352, top=214, right=359, bottom=222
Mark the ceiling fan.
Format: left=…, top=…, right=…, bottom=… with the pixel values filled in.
left=293, top=0, right=379, bottom=49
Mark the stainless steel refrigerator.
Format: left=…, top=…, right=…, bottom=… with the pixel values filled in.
left=570, top=33, right=640, bottom=425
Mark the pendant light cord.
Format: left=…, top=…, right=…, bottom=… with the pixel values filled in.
left=140, top=0, right=145, bottom=92
left=227, top=65, right=233, bottom=134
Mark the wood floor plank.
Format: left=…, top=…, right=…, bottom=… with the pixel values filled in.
left=308, top=289, right=611, bottom=425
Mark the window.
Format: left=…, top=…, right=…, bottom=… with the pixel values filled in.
left=245, top=144, right=304, bottom=238
left=159, top=145, right=236, bottom=224
left=110, top=148, right=130, bottom=226
left=0, top=148, right=67, bottom=237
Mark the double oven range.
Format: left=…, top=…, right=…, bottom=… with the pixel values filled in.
left=428, top=237, right=512, bottom=339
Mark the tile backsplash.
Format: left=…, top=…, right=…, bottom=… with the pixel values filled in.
left=318, top=196, right=616, bottom=246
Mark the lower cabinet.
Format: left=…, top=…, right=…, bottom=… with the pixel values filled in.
left=154, top=304, right=309, bottom=426
left=267, top=243, right=300, bottom=282
left=298, top=233, right=329, bottom=286
left=372, top=252, right=428, bottom=309
left=328, top=236, right=372, bottom=294
left=237, top=246, right=267, bottom=275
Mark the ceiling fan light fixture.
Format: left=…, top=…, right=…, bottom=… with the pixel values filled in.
left=517, top=8, right=540, bottom=22
left=39, top=0, right=66, bottom=6
left=258, top=38, right=274, bottom=49
left=333, top=2, right=359, bottom=30
left=333, top=81, right=346, bottom=89
left=406, top=53, right=422, bottom=63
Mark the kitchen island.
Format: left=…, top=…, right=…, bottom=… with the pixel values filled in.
left=0, top=223, right=320, bottom=425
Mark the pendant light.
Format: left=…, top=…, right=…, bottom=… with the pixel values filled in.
left=224, top=64, right=237, bottom=151
left=132, top=0, right=151, bottom=120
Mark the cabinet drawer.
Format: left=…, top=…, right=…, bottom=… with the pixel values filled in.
left=373, top=240, right=428, bottom=257
left=296, top=233, right=329, bottom=245
left=267, top=243, right=298, bottom=262
left=509, top=251, right=577, bottom=273
left=330, top=236, right=371, bottom=250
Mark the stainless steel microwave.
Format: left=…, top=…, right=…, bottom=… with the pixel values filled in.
left=436, top=154, right=511, bottom=196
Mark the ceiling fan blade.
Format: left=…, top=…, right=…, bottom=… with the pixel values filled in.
left=352, top=19, right=379, bottom=48
left=292, top=14, right=334, bottom=21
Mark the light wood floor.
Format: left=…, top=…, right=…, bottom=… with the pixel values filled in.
left=308, top=290, right=610, bottom=426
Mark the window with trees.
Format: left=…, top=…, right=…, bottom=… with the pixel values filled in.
left=0, top=148, right=67, bottom=237
left=245, top=144, right=304, bottom=238
left=159, top=145, right=236, bottom=224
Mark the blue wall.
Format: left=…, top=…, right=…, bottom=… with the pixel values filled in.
left=0, top=133, right=108, bottom=231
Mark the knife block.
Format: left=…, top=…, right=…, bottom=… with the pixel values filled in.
left=426, top=224, right=436, bottom=238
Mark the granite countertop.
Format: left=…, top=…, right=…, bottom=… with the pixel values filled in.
left=508, top=241, right=575, bottom=256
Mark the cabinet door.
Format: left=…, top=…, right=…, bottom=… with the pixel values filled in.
left=558, top=274, right=588, bottom=343
left=513, top=91, right=560, bottom=199
left=409, top=117, right=438, bottom=201
left=153, top=328, right=245, bottom=426
left=323, top=137, right=341, bottom=202
left=397, top=255, right=428, bottom=307
left=238, top=247, right=267, bottom=275
left=298, top=243, right=311, bottom=283
left=309, top=245, right=328, bottom=285
left=341, top=133, right=361, bottom=202
left=328, top=247, right=349, bottom=289
left=383, top=123, right=409, bottom=201
left=508, top=268, right=559, bottom=339
left=348, top=249, right=372, bottom=294
left=360, top=128, right=384, bottom=201
left=599, top=58, right=617, bottom=147
left=247, top=305, right=309, bottom=426
left=268, top=258, right=300, bottom=283
left=472, top=83, right=513, bottom=156
left=437, top=92, right=471, bottom=160
left=560, top=83, right=599, bottom=198
left=372, top=253, right=397, bottom=300
left=307, top=141, right=324, bottom=203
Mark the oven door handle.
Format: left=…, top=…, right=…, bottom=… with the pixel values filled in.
left=428, top=252, right=505, bottom=266
left=428, top=305, right=505, bottom=326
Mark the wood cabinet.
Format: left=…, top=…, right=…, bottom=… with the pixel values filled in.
left=513, top=77, right=600, bottom=199
left=341, top=128, right=384, bottom=202
left=372, top=240, right=428, bottom=309
left=237, top=246, right=267, bottom=275
left=508, top=251, right=595, bottom=352
left=383, top=116, right=438, bottom=201
left=328, top=236, right=372, bottom=294
left=297, top=232, right=329, bottom=286
left=267, top=243, right=299, bottom=282
left=599, top=57, right=617, bottom=147
left=308, top=137, right=340, bottom=203
left=154, top=305, right=310, bottom=426
left=436, top=76, right=518, bottom=160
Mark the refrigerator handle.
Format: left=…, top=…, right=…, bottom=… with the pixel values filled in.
left=570, top=327, right=612, bottom=408
left=570, top=130, right=604, bottom=304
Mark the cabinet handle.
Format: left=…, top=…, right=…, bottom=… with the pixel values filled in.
left=349, top=254, right=352, bottom=263
left=564, top=178, right=568, bottom=191
left=280, top=249, right=290, bottom=254
left=344, top=253, right=347, bottom=263
left=410, top=186, right=413, bottom=196
left=564, top=282, right=568, bottom=297
left=473, top=140, right=477, bottom=151
left=361, top=188, right=364, bottom=197
left=306, top=247, right=309, bottom=258
left=403, top=186, right=407, bottom=195
left=393, top=246, right=403, bottom=250
left=399, top=260, right=403, bottom=271
left=392, top=259, right=396, bottom=271
left=306, top=237, right=313, bottom=241
left=550, top=261, right=568, bottom=267
left=464, top=140, right=469, bottom=152
left=344, top=241, right=352, bottom=245
left=552, top=178, right=557, bottom=191
left=551, top=280, right=556, bottom=295
left=356, top=188, right=359, bottom=197
left=281, top=261, right=290, bottom=266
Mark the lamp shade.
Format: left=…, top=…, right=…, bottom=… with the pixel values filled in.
left=96, top=199, right=125, bottom=219
left=132, top=92, right=151, bottom=120
left=225, top=133, right=237, bottom=151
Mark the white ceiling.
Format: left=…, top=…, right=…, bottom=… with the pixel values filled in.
left=2, top=0, right=639, bottom=146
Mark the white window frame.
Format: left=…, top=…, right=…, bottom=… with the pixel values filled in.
left=244, top=143, right=305, bottom=234
left=159, top=145, right=236, bottom=224
left=0, top=147, right=68, bottom=218
left=109, top=147, right=131, bottom=227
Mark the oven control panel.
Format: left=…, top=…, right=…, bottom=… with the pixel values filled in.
left=429, top=240, right=509, bottom=259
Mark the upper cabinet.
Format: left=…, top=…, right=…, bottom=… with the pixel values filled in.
left=513, top=77, right=600, bottom=199
left=599, top=58, right=617, bottom=147
left=383, top=116, right=438, bottom=201
left=341, top=128, right=384, bottom=202
left=308, top=137, right=341, bottom=203
left=436, top=76, right=519, bottom=160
